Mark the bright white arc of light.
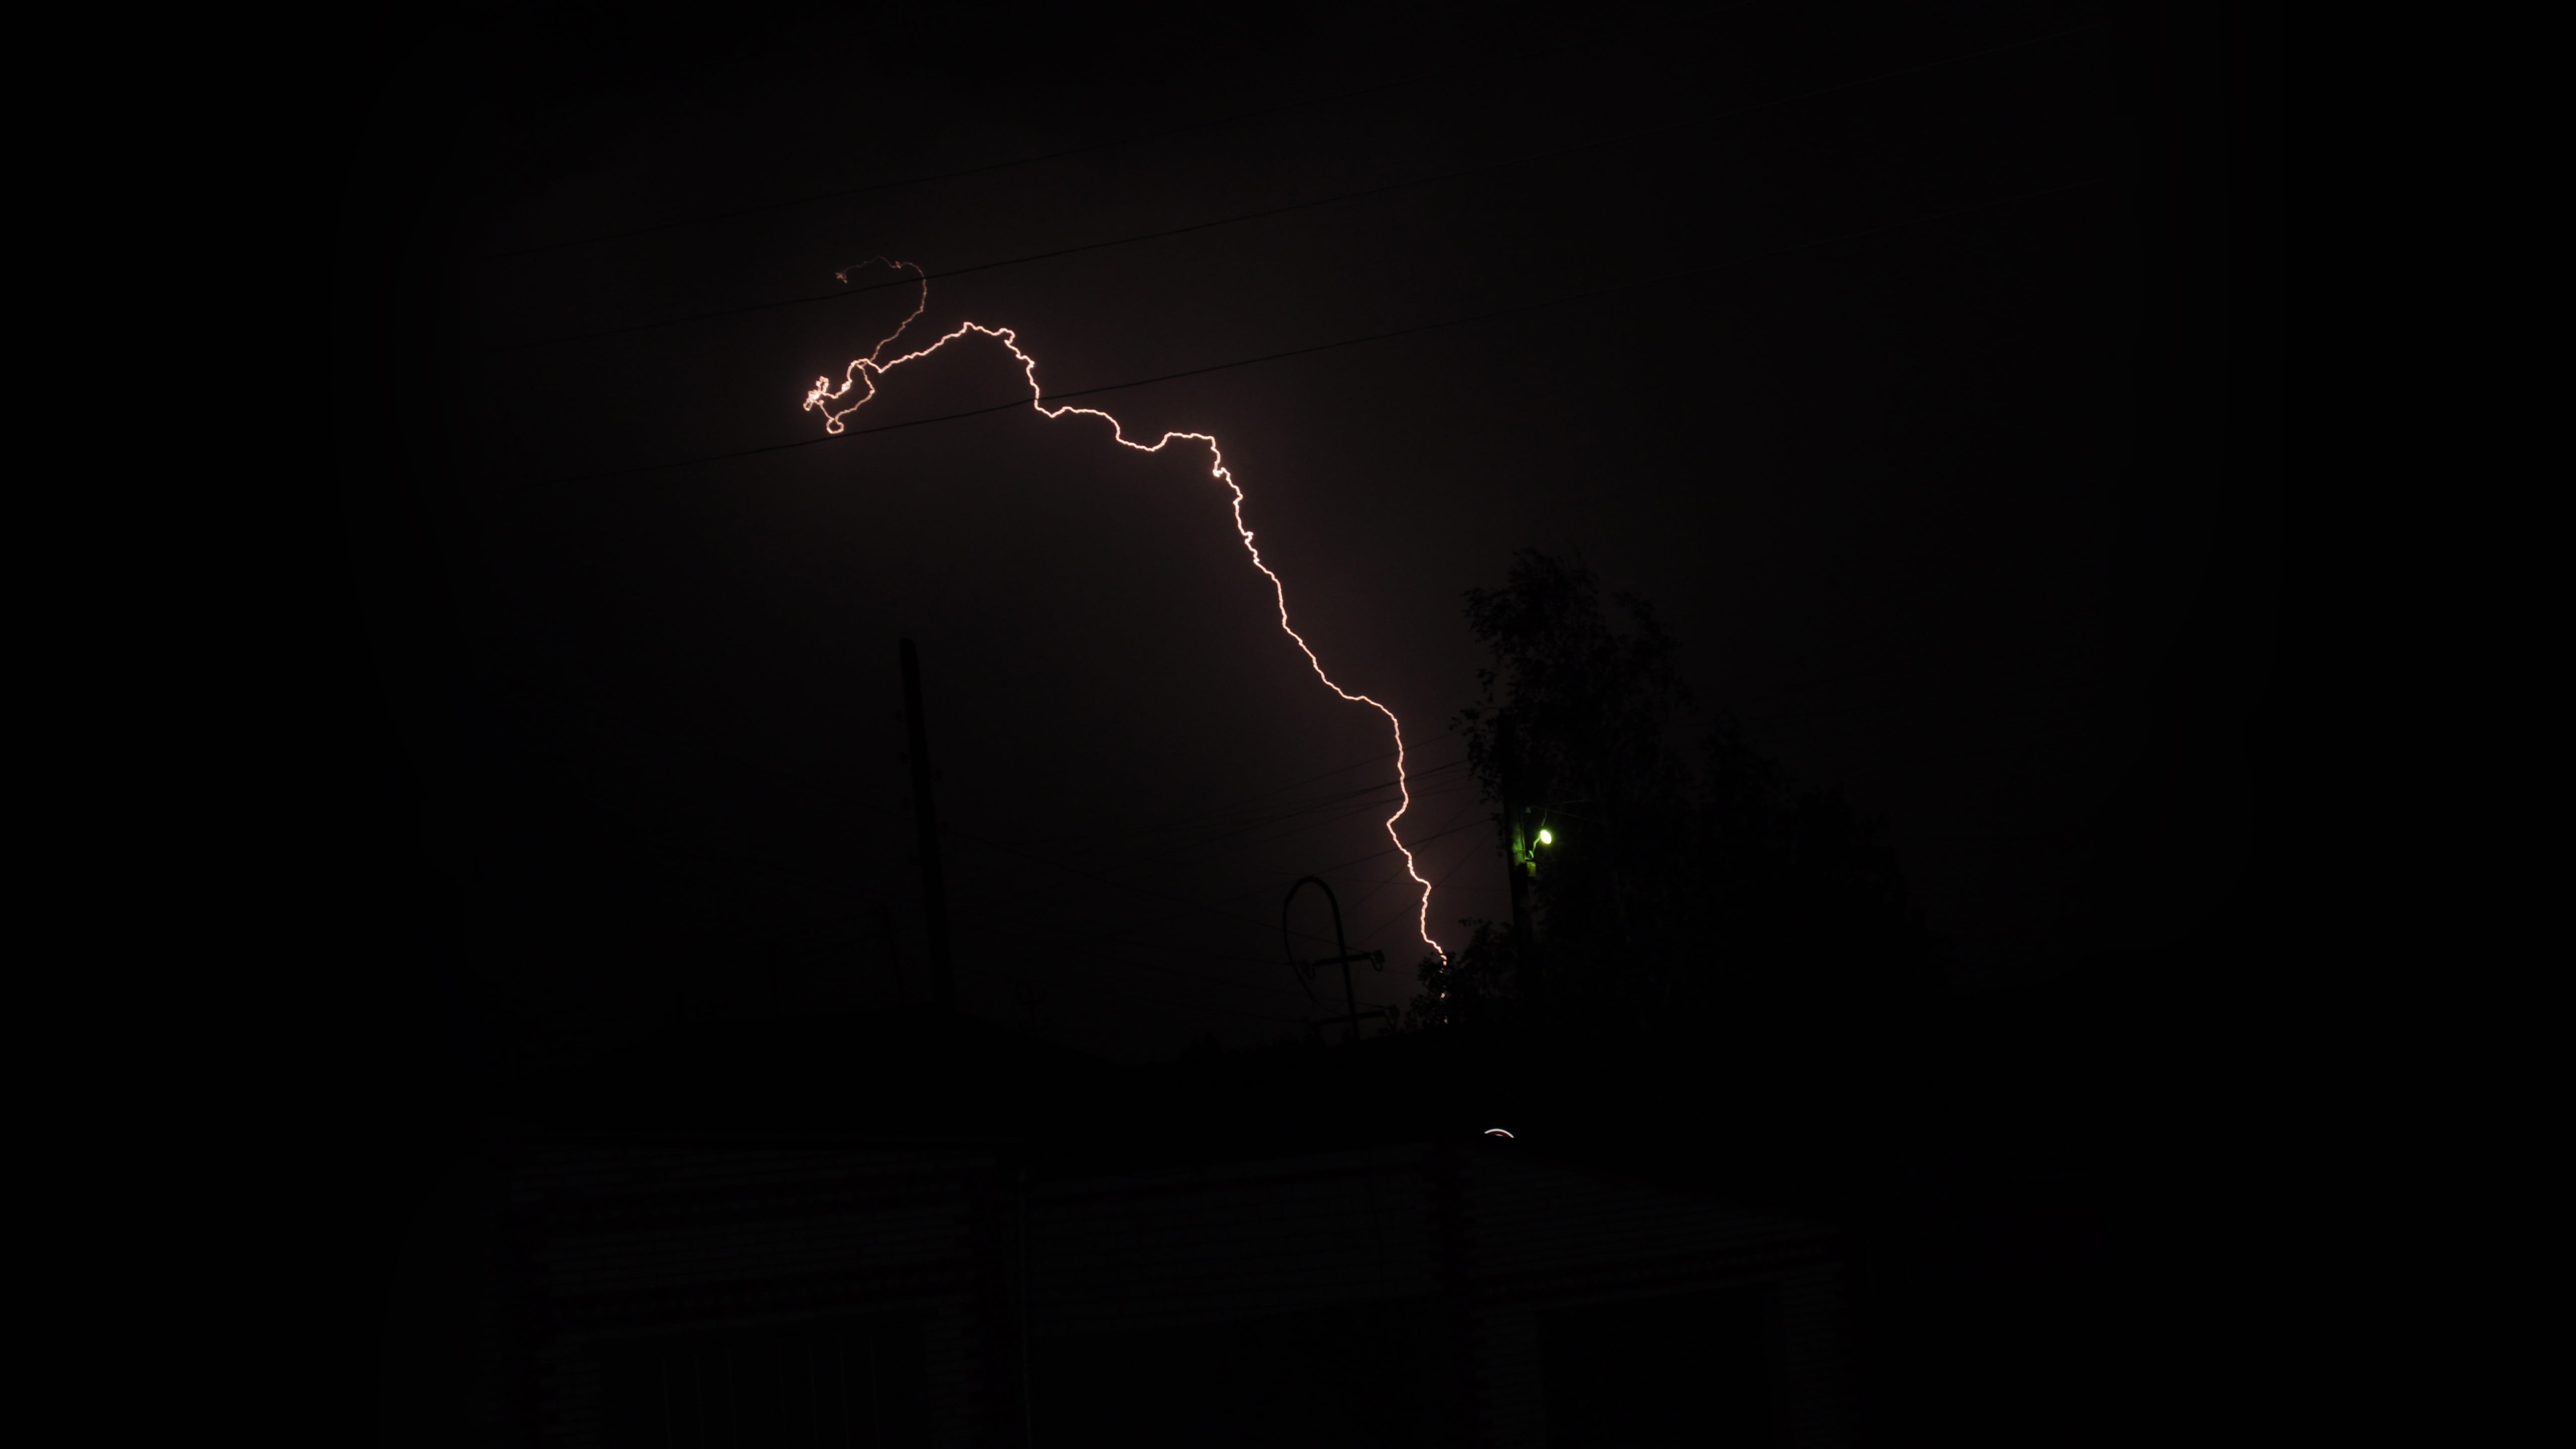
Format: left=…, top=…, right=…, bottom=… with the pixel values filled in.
left=802, top=257, right=1448, bottom=965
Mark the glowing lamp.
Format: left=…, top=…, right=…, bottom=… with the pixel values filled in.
left=1536, top=828, right=1553, bottom=846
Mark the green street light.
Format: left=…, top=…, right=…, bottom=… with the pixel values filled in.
left=1536, top=828, right=1553, bottom=846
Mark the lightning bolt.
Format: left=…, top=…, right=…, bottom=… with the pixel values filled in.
left=804, top=257, right=1448, bottom=965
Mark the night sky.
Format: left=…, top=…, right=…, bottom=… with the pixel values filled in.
left=329, top=2, right=2277, bottom=1072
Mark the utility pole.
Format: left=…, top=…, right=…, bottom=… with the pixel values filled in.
left=1283, top=875, right=1388, bottom=1043
left=1497, top=712, right=1543, bottom=1013
left=900, top=638, right=957, bottom=1015
left=876, top=900, right=911, bottom=1004
left=1497, top=714, right=1533, bottom=948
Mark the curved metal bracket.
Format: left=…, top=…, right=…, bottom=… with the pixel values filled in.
left=1284, top=875, right=1379, bottom=1043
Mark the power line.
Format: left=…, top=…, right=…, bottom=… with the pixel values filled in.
left=935, top=758, right=1473, bottom=877
left=1095, top=793, right=1499, bottom=912
left=483, top=9, right=1720, bottom=261
left=627, top=802, right=1432, bottom=1007
left=993, top=752, right=1470, bottom=849
left=1338, top=788, right=1503, bottom=936
left=1127, top=782, right=1486, bottom=872
left=486, top=120, right=1626, bottom=352
left=466, top=677, right=1488, bottom=937
left=980, top=756, right=1471, bottom=859
left=488, top=666, right=1473, bottom=849
left=1097, top=763, right=1484, bottom=851
left=489, top=20, right=2107, bottom=353
left=577, top=798, right=1434, bottom=1004
left=1256, top=810, right=1502, bottom=894
left=867, top=755, right=1475, bottom=921
left=1004, top=913, right=1411, bottom=1026
left=462, top=700, right=1491, bottom=1000
left=1345, top=812, right=1501, bottom=947
left=978, top=804, right=1507, bottom=964
left=946, top=829, right=1350, bottom=952
left=509, top=171, right=2104, bottom=499
left=990, top=759, right=1469, bottom=856
left=949, top=776, right=1488, bottom=937
left=944, top=801, right=1503, bottom=958
left=1353, top=840, right=1500, bottom=970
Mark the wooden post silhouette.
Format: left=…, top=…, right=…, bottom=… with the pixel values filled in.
left=900, top=639, right=956, bottom=1014
left=1498, top=714, right=1533, bottom=973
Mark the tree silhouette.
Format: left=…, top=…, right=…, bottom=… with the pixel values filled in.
left=1409, top=549, right=1944, bottom=1041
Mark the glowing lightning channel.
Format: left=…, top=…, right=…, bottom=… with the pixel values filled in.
left=804, top=257, right=1448, bottom=965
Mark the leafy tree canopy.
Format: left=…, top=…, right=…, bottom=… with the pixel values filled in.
left=1408, top=549, right=1945, bottom=1043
